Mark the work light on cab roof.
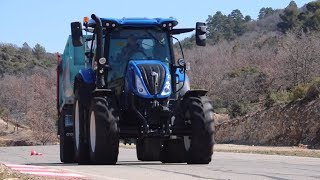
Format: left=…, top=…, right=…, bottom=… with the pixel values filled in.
left=83, top=16, right=178, bottom=31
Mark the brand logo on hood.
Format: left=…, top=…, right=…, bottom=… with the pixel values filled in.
left=151, top=71, right=158, bottom=77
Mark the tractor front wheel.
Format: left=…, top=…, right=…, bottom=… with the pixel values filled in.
left=88, top=97, right=120, bottom=165
left=183, top=96, right=215, bottom=164
left=73, top=90, right=90, bottom=164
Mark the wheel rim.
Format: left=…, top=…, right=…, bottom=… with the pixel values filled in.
left=90, top=111, right=96, bottom=153
left=184, top=111, right=191, bottom=151
left=75, top=100, right=80, bottom=150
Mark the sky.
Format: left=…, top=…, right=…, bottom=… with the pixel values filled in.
left=0, top=0, right=313, bottom=53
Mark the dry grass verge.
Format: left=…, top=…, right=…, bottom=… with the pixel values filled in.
left=215, top=144, right=320, bottom=158
left=0, top=164, right=44, bottom=180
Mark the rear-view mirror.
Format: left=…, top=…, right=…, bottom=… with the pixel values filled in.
left=196, top=22, right=207, bottom=46
left=71, top=22, right=83, bottom=47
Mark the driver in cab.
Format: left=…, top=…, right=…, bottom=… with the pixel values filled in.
left=118, top=35, right=146, bottom=61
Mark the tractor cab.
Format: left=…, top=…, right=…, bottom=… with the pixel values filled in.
left=71, top=15, right=206, bottom=97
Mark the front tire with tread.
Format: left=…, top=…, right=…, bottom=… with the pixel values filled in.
left=89, top=97, right=120, bottom=165
left=73, top=89, right=90, bottom=164
left=183, top=96, right=215, bottom=164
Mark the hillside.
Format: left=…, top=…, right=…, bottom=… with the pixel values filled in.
left=182, top=0, right=320, bottom=148
left=0, top=43, right=57, bottom=146
left=216, top=95, right=320, bottom=148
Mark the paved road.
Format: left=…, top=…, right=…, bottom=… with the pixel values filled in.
left=0, top=145, right=320, bottom=180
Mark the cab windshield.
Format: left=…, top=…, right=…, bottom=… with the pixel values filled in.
left=107, top=29, right=171, bottom=82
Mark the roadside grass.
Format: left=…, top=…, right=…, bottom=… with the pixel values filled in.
left=215, top=144, right=320, bottom=158
left=0, top=164, right=64, bottom=180
left=0, top=164, right=39, bottom=180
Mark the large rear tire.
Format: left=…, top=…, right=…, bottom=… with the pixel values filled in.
left=59, top=107, right=75, bottom=163
left=73, top=89, right=90, bottom=164
left=89, top=97, right=119, bottom=165
left=136, top=138, right=161, bottom=161
left=183, top=96, right=215, bottom=164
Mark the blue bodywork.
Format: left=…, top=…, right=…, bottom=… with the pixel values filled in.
left=125, top=60, right=172, bottom=99
left=175, top=68, right=187, bottom=83
left=79, top=68, right=95, bottom=84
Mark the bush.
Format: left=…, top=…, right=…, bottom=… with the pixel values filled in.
left=290, top=85, right=309, bottom=101
left=265, top=90, right=291, bottom=108
left=305, top=80, right=320, bottom=101
left=228, top=102, right=249, bottom=118
left=211, top=96, right=225, bottom=109
left=265, top=80, right=320, bottom=108
left=226, top=66, right=259, bottom=78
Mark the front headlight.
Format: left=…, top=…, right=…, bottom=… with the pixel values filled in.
left=135, top=74, right=148, bottom=96
left=161, top=74, right=171, bottom=96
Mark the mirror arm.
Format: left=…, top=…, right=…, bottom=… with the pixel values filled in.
left=171, top=36, right=184, bottom=59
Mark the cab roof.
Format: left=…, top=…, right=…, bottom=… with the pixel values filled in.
left=87, top=17, right=178, bottom=28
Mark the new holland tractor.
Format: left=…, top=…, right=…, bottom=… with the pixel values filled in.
left=57, top=14, right=215, bottom=165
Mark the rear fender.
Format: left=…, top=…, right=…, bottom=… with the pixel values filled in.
left=74, top=73, right=95, bottom=107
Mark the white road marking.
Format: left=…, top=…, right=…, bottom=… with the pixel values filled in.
left=54, top=167, right=128, bottom=180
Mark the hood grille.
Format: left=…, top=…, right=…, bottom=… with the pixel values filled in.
left=137, top=64, right=165, bottom=95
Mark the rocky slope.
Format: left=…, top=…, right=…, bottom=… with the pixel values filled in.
left=215, top=98, right=320, bottom=148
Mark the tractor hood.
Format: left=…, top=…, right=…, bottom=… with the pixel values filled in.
left=125, top=60, right=171, bottom=98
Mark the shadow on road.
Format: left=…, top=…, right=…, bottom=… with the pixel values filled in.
left=27, top=161, right=191, bottom=166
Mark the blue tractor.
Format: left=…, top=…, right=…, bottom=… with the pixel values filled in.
left=57, top=14, right=215, bottom=165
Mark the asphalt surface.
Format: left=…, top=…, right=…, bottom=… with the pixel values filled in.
left=0, top=145, right=320, bottom=180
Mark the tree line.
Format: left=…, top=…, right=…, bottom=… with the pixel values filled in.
left=205, top=0, right=320, bottom=43
left=0, top=42, right=55, bottom=75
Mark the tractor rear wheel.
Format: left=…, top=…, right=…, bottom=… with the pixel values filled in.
left=183, top=96, right=215, bottom=164
left=89, top=97, right=119, bottom=165
left=59, top=107, right=75, bottom=163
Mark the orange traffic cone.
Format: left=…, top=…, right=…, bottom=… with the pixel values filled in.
left=31, top=150, right=43, bottom=156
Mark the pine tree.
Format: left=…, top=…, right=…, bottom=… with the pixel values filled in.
left=229, top=9, right=247, bottom=37
left=302, top=1, right=320, bottom=31
left=33, top=43, right=46, bottom=60
left=244, top=15, right=252, bottom=22
left=277, top=1, right=301, bottom=32
left=206, top=11, right=228, bottom=42
left=258, top=7, right=275, bottom=20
